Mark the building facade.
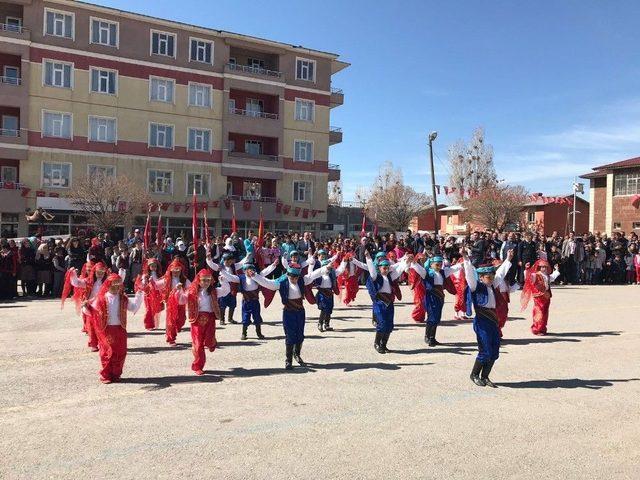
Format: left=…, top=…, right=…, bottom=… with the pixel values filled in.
left=581, top=157, right=640, bottom=235
left=0, top=0, right=347, bottom=239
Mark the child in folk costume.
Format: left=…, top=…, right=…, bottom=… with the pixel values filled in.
left=491, top=258, right=519, bottom=337
left=462, top=248, right=513, bottom=387
left=211, top=260, right=279, bottom=340
left=153, top=258, right=190, bottom=346
left=85, top=274, right=144, bottom=384
left=408, top=255, right=460, bottom=347
left=336, top=252, right=367, bottom=306
left=408, top=252, right=427, bottom=323
left=251, top=262, right=329, bottom=370
left=451, top=257, right=470, bottom=320
left=365, top=250, right=409, bottom=354
left=177, top=269, right=229, bottom=375
left=521, top=259, right=560, bottom=335
left=370, top=251, right=404, bottom=327
left=208, top=252, right=248, bottom=325
left=62, top=262, right=110, bottom=352
left=310, top=256, right=345, bottom=332
left=137, top=258, right=164, bottom=330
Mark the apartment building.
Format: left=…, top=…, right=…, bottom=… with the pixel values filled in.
left=0, top=0, right=348, bottom=238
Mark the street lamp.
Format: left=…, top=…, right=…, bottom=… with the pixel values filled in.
left=428, top=131, right=438, bottom=235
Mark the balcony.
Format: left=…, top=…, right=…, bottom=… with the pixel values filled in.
left=218, top=196, right=282, bottom=220
left=329, top=126, right=343, bottom=145
left=0, top=22, right=29, bottom=41
left=229, top=108, right=278, bottom=120
left=225, top=47, right=282, bottom=80
left=328, top=163, right=341, bottom=181
left=228, top=150, right=278, bottom=163
left=225, top=62, right=282, bottom=79
left=330, top=87, right=344, bottom=108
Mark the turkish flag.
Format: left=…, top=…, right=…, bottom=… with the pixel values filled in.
left=294, top=207, right=301, bottom=216
left=283, top=205, right=291, bottom=214
left=302, top=208, right=309, bottom=218
left=243, top=200, right=251, bottom=211
left=276, top=201, right=283, bottom=213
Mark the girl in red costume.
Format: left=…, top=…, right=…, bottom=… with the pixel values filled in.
left=85, top=274, right=143, bottom=383
left=153, top=258, right=190, bottom=346
left=137, top=258, right=164, bottom=331
left=408, top=253, right=427, bottom=322
left=177, top=269, right=229, bottom=375
left=521, top=259, right=560, bottom=335
left=336, top=251, right=367, bottom=306
left=451, top=257, right=469, bottom=320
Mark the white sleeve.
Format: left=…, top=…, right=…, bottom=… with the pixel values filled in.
left=69, top=269, right=87, bottom=288
left=463, top=259, right=477, bottom=292
left=206, top=256, right=220, bottom=271
left=127, top=291, right=145, bottom=314
left=446, top=263, right=463, bottom=276
left=335, top=261, right=347, bottom=276
left=550, top=269, right=561, bottom=282
left=410, top=262, right=426, bottom=279
left=219, top=268, right=239, bottom=283
left=282, top=256, right=289, bottom=270
left=252, top=272, right=279, bottom=291
left=304, top=266, right=327, bottom=285
left=176, top=289, right=188, bottom=305
left=118, top=268, right=127, bottom=281
left=351, top=258, right=367, bottom=270
left=492, top=260, right=511, bottom=287
left=366, top=258, right=377, bottom=280
left=260, top=262, right=277, bottom=276
left=216, top=281, right=231, bottom=298
left=153, top=277, right=166, bottom=289
left=390, top=259, right=407, bottom=281
left=234, top=255, right=248, bottom=269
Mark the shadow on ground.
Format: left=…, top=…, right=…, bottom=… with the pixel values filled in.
left=498, top=378, right=639, bottom=389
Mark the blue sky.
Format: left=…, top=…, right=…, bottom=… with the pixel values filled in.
left=96, top=0, right=640, bottom=201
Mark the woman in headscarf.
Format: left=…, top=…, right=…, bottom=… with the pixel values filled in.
left=521, top=259, right=560, bottom=335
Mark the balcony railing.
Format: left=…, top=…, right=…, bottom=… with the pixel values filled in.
left=222, top=195, right=279, bottom=203
left=330, top=126, right=342, bottom=133
left=229, top=107, right=278, bottom=120
left=330, top=87, right=344, bottom=95
left=328, top=163, right=341, bottom=170
left=0, top=23, right=27, bottom=34
left=0, top=76, right=21, bottom=86
left=0, top=128, right=20, bottom=137
left=226, top=63, right=282, bottom=78
left=228, top=150, right=279, bottom=162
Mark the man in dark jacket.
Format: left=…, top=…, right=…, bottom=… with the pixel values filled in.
left=517, top=232, right=538, bottom=284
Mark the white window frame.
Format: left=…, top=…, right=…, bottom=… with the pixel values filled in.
left=186, top=172, right=211, bottom=197
left=87, top=164, right=116, bottom=177
left=1, top=165, right=18, bottom=182
left=41, top=161, right=72, bottom=189
left=41, top=110, right=73, bottom=140
left=293, top=180, right=313, bottom=203
left=150, top=29, right=177, bottom=58
left=189, top=36, right=214, bottom=65
left=88, top=115, right=117, bottom=144
left=187, top=127, right=212, bottom=153
left=148, top=122, right=175, bottom=149
left=294, top=98, right=315, bottom=122
left=89, top=67, right=118, bottom=95
left=293, top=139, right=314, bottom=163
left=149, top=76, right=175, bottom=103
left=4, top=65, right=19, bottom=82
left=245, top=140, right=263, bottom=156
left=89, top=16, right=119, bottom=48
left=187, top=82, right=212, bottom=108
left=147, top=169, right=174, bottom=195
left=6, top=17, right=22, bottom=29
left=42, top=59, right=74, bottom=89
left=1, top=115, right=18, bottom=135
left=295, top=57, right=316, bottom=82
left=43, top=8, right=75, bottom=40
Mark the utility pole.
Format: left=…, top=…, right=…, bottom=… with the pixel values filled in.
left=428, top=131, right=438, bottom=235
left=572, top=178, right=584, bottom=232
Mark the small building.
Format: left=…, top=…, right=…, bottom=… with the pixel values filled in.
left=409, top=204, right=447, bottom=233
left=581, top=157, right=640, bottom=234
left=522, top=194, right=590, bottom=235
left=438, top=206, right=474, bottom=235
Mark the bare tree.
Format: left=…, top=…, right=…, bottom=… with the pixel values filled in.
left=448, top=127, right=498, bottom=203
left=365, top=162, right=431, bottom=232
left=67, top=173, right=151, bottom=233
left=463, top=184, right=528, bottom=231
left=328, top=180, right=343, bottom=206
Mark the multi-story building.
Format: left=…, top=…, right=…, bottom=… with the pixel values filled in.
left=581, top=157, right=640, bottom=234
left=0, top=0, right=348, bottom=239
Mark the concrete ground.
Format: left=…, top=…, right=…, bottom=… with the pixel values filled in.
left=1, top=284, right=639, bottom=480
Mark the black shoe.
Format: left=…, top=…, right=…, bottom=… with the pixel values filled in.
left=380, top=333, right=391, bottom=353
left=481, top=361, right=497, bottom=388
left=470, top=359, right=485, bottom=386
left=293, top=343, right=306, bottom=366
left=255, top=324, right=265, bottom=340
left=372, top=314, right=377, bottom=327
left=285, top=344, right=294, bottom=370
left=317, top=322, right=324, bottom=332
left=241, top=325, right=248, bottom=341
left=324, top=323, right=333, bottom=331
left=374, top=332, right=383, bottom=353
left=228, top=308, right=237, bottom=324
left=428, top=337, right=440, bottom=347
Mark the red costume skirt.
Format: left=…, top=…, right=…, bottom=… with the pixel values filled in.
left=166, top=304, right=186, bottom=343
left=190, top=312, right=216, bottom=372
left=531, top=295, right=550, bottom=335
left=97, top=325, right=127, bottom=381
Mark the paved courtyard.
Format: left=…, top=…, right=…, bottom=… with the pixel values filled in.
left=1, top=284, right=639, bottom=480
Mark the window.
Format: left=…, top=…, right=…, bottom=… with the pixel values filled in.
left=294, top=140, right=313, bottom=162
left=90, top=18, right=118, bottom=47
left=248, top=58, right=265, bottom=69
left=245, top=140, right=263, bottom=156
left=187, top=173, right=210, bottom=196
left=226, top=181, right=233, bottom=196
left=6, top=17, right=21, bottom=32
left=90, top=68, right=117, bottom=94
left=296, top=58, right=316, bottom=82
left=44, top=9, right=74, bottom=39
left=3, top=66, right=20, bottom=85
left=42, top=111, right=72, bottom=139
left=447, top=214, right=453, bottom=225
left=1, top=116, right=18, bottom=136
left=295, top=99, right=314, bottom=122
left=228, top=99, right=236, bottom=114
left=613, top=222, right=621, bottom=230
left=88, top=165, right=115, bottom=177
left=632, top=222, right=640, bottom=229
left=43, top=60, right=72, bottom=89
left=243, top=181, right=262, bottom=199
left=293, top=181, right=312, bottom=202
left=150, top=77, right=174, bottom=103
left=151, top=30, right=176, bottom=57
left=42, top=162, right=71, bottom=188
left=189, top=38, right=213, bottom=64
left=228, top=140, right=236, bottom=152
left=88, top=116, right=116, bottom=143
left=149, top=123, right=174, bottom=149
left=246, top=98, right=264, bottom=117
left=188, top=128, right=211, bottom=152
left=148, top=170, right=173, bottom=194
left=228, top=57, right=236, bottom=65
left=527, top=210, right=535, bottom=222
left=188, top=83, right=212, bottom=108
left=613, top=172, right=640, bottom=196
left=1, top=166, right=17, bottom=182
